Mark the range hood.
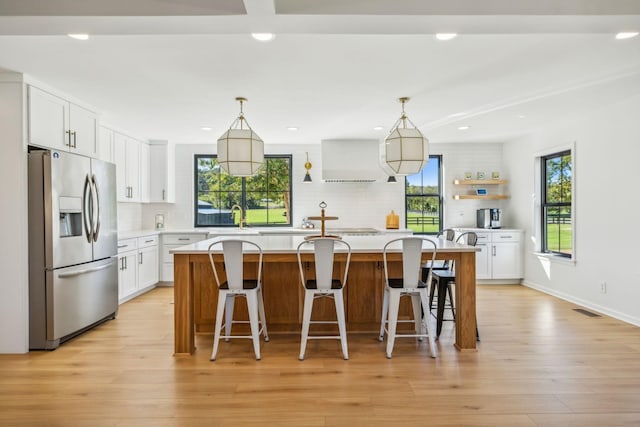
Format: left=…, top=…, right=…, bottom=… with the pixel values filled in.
left=321, top=139, right=386, bottom=182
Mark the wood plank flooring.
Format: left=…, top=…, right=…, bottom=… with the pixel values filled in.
left=1, top=285, right=640, bottom=426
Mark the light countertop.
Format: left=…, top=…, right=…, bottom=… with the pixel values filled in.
left=171, top=234, right=479, bottom=255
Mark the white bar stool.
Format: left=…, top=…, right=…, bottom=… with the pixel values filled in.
left=297, top=237, right=351, bottom=360
left=208, top=239, right=269, bottom=361
left=379, top=237, right=438, bottom=359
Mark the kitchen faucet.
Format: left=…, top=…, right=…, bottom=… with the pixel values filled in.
left=230, top=204, right=245, bottom=229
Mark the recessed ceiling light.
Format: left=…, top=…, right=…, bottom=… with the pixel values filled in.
left=251, top=33, right=275, bottom=42
left=615, top=32, right=639, bottom=40
left=373, top=126, right=384, bottom=131
left=200, top=127, right=212, bottom=131
left=436, top=33, right=457, bottom=41
left=458, top=125, right=470, bottom=130
left=517, top=115, right=526, bottom=119
left=287, top=126, right=298, bottom=131
left=68, top=34, right=89, bottom=40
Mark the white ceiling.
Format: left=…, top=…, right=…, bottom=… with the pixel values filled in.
left=0, top=0, right=639, bottom=145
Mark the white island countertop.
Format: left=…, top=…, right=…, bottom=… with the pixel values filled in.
left=170, top=234, right=479, bottom=255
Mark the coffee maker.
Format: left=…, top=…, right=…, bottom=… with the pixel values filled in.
left=477, top=208, right=502, bottom=229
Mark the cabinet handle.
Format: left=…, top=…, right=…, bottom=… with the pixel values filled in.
left=162, top=189, right=165, bottom=201
left=72, top=131, right=77, bottom=148
left=178, top=238, right=190, bottom=241
left=65, top=130, right=72, bottom=147
left=118, top=244, right=128, bottom=249
left=145, top=239, right=154, bottom=243
left=499, top=235, right=512, bottom=239
left=492, top=246, right=496, bottom=256
left=139, top=252, right=143, bottom=265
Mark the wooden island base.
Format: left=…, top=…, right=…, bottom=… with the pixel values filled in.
left=174, top=250, right=477, bottom=355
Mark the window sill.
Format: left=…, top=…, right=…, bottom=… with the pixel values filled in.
left=533, top=252, right=576, bottom=266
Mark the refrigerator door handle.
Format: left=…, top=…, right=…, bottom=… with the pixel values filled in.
left=83, top=174, right=93, bottom=243
left=91, top=174, right=101, bottom=242
left=58, top=262, right=113, bottom=278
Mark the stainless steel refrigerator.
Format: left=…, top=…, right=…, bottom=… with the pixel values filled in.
left=28, top=149, right=118, bottom=350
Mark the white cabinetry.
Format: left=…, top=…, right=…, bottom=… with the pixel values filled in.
left=117, top=235, right=159, bottom=303
left=28, top=85, right=98, bottom=158
left=456, top=229, right=523, bottom=282
left=161, top=233, right=209, bottom=282
left=137, top=235, right=159, bottom=290
left=98, top=126, right=115, bottom=163
left=114, top=132, right=140, bottom=202
left=149, top=141, right=175, bottom=203
left=117, top=238, right=138, bottom=302
left=139, top=142, right=150, bottom=203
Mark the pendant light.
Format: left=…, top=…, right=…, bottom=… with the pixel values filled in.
left=217, top=97, right=264, bottom=176
left=382, top=97, right=429, bottom=175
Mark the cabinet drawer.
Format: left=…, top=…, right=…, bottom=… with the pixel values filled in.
left=474, top=232, right=491, bottom=242
left=137, top=235, right=158, bottom=248
left=492, top=232, right=520, bottom=242
left=162, top=234, right=208, bottom=245
left=117, top=238, right=138, bottom=254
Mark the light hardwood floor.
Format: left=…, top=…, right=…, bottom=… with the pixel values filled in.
left=1, top=285, right=640, bottom=426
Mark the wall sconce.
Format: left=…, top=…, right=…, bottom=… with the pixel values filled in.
left=303, top=152, right=312, bottom=182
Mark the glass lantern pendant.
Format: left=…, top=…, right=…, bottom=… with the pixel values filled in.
left=217, top=97, right=264, bottom=176
left=383, top=97, right=429, bottom=175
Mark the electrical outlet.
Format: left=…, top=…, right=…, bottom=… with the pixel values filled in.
left=600, top=282, right=607, bottom=294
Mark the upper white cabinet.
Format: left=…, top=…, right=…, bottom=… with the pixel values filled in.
left=98, top=126, right=115, bottom=163
left=114, top=132, right=140, bottom=202
left=149, top=141, right=175, bottom=203
left=28, top=86, right=98, bottom=158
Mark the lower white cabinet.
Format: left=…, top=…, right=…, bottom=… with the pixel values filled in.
left=455, top=229, right=523, bottom=282
left=161, top=233, right=209, bottom=282
left=117, top=235, right=159, bottom=303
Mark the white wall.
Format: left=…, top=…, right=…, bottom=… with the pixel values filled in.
left=503, top=90, right=640, bottom=326
left=141, top=142, right=505, bottom=231
left=142, top=143, right=406, bottom=230
left=0, top=80, right=29, bottom=353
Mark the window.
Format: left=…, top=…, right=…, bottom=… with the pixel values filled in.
left=405, top=155, right=442, bottom=234
left=194, top=155, right=292, bottom=227
left=541, top=150, right=572, bottom=257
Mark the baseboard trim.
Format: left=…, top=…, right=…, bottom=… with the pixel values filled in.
left=522, top=280, right=640, bottom=327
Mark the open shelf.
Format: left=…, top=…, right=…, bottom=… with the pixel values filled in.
left=453, top=194, right=510, bottom=200
left=453, top=179, right=508, bottom=185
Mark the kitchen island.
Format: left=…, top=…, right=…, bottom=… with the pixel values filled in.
left=172, top=235, right=479, bottom=355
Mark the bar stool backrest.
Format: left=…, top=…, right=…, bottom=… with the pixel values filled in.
left=456, top=232, right=478, bottom=247
left=383, top=237, right=438, bottom=288
left=208, top=239, right=263, bottom=290
left=297, top=238, right=351, bottom=290
left=438, top=228, right=456, bottom=241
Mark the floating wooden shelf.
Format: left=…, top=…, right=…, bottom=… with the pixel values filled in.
left=453, top=179, right=508, bottom=185
left=453, top=194, right=510, bottom=200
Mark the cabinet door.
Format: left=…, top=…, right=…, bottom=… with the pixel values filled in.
left=118, top=252, right=138, bottom=300
left=113, top=133, right=128, bottom=201
left=138, top=245, right=158, bottom=289
left=28, top=86, right=69, bottom=151
left=69, top=103, right=98, bottom=158
left=149, top=143, right=169, bottom=202
left=98, top=126, right=114, bottom=163
left=491, top=242, right=522, bottom=279
left=126, top=139, right=140, bottom=202
left=475, top=243, right=491, bottom=279
left=139, top=142, right=150, bottom=203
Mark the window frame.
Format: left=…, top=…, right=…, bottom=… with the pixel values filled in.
left=404, top=155, right=443, bottom=235
left=536, top=145, right=575, bottom=260
left=193, top=154, right=293, bottom=228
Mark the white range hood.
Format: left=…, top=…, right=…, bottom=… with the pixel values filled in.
left=321, top=139, right=386, bottom=182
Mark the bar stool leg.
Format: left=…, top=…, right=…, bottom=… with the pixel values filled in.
left=224, top=295, right=235, bottom=342
left=257, top=288, right=269, bottom=341
left=411, top=294, right=423, bottom=340
left=334, top=290, right=349, bottom=360
left=246, top=291, right=261, bottom=360
left=378, top=287, right=389, bottom=341
left=299, top=291, right=314, bottom=360
left=386, top=291, right=400, bottom=359
left=419, top=288, right=437, bottom=358
left=211, top=290, right=227, bottom=361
